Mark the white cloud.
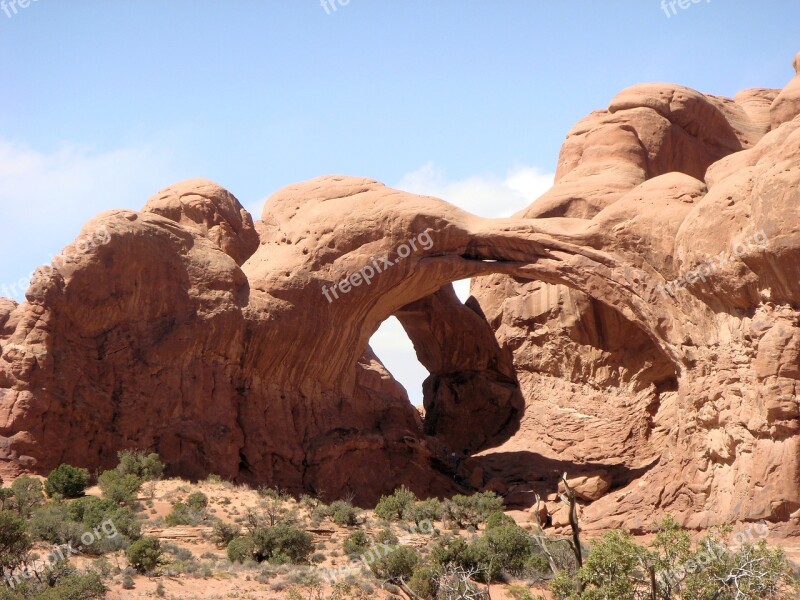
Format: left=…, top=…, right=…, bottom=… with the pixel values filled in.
left=395, top=161, right=554, bottom=218
left=0, top=139, right=177, bottom=300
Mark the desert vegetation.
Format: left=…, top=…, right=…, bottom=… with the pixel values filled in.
left=0, top=451, right=796, bottom=599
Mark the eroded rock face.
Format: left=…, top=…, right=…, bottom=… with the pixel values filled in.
left=0, top=57, right=798, bottom=530
left=770, top=53, right=800, bottom=129
left=142, top=179, right=260, bottom=266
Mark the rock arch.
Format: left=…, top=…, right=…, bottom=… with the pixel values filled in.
left=2, top=56, right=800, bottom=529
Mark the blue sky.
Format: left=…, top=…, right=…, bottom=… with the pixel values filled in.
left=1, top=0, right=798, bottom=403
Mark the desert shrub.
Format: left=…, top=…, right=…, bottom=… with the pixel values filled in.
left=682, top=536, right=796, bottom=600
left=470, top=523, right=538, bottom=580
left=116, top=450, right=164, bottom=481
left=97, top=470, right=142, bottom=505
left=330, top=500, right=360, bottom=527
left=443, top=492, right=503, bottom=529
left=310, top=499, right=359, bottom=527
left=28, top=504, right=83, bottom=546
left=370, top=545, right=420, bottom=583
left=126, top=537, right=162, bottom=574
left=405, top=498, right=443, bottom=526
left=485, top=511, right=516, bottom=530
left=343, top=530, right=371, bottom=556
left=430, top=534, right=469, bottom=568
left=375, top=528, right=399, bottom=546
left=550, top=520, right=798, bottom=600
left=0, top=510, right=32, bottom=571
left=0, top=488, right=14, bottom=511
left=227, top=535, right=257, bottom=563
left=165, top=493, right=209, bottom=526
left=211, top=520, right=240, bottom=547
left=10, top=476, right=44, bottom=517
left=433, top=523, right=541, bottom=582
left=186, top=491, right=209, bottom=512
left=252, top=523, right=313, bottom=564
left=122, top=574, right=135, bottom=589
left=373, top=486, right=417, bottom=521
left=408, top=563, right=441, bottom=599
left=45, top=465, right=89, bottom=499
left=34, top=572, right=107, bottom=600
left=63, top=496, right=140, bottom=554
left=507, top=584, right=541, bottom=600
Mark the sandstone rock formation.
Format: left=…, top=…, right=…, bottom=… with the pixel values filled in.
left=1, top=55, right=798, bottom=531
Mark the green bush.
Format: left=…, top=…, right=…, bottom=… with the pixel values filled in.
left=343, top=530, right=371, bottom=556
left=252, top=523, right=313, bottom=564
left=0, top=487, right=14, bottom=511
left=10, top=476, right=44, bottom=517
left=443, top=492, right=504, bottom=529
left=408, top=563, right=440, bottom=599
left=211, top=520, right=241, bottom=547
left=186, top=491, right=209, bottom=512
left=165, top=493, right=208, bottom=526
left=34, top=572, right=106, bottom=600
left=467, top=523, right=537, bottom=580
left=62, top=495, right=140, bottom=554
left=227, top=535, right=256, bottom=563
left=550, top=518, right=799, bottom=600
left=485, top=511, right=516, bottom=530
left=28, top=504, right=83, bottom=546
left=430, top=534, right=469, bottom=568
left=0, top=510, right=32, bottom=571
left=116, top=450, right=164, bottom=481
left=330, top=500, right=360, bottom=527
left=126, top=537, right=162, bottom=573
left=406, top=498, right=443, bottom=526
left=370, top=545, right=420, bottom=582
left=374, top=486, right=417, bottom=521
left=45, top=465, right=89, bottom=499
left=375, top=528, right=399, bottom=546
left=97, top=470, right=142, bottom=505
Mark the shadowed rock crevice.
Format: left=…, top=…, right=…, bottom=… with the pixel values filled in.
left=393, top=284, right=524, bottom=454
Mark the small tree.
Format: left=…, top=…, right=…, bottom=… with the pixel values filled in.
left=370, top=545, right=420, bottom=583
left=227, top=535, right=257, bottom=563
left=116, top=450, right=164, bottom=481
left=374, top=486, right=417, bottom=521
left=165, top=491, right=209, bottom=526
left=406, top=498, right=443, bottom=526
left=211, top=520, right=241, bottom=548
left=45, top=464, right=89, bottom=499
left=343, top=530, right=371, bottom=556
left=98, top=470, right=142, bottom=505
left=126, top=537, right=162, bottom=573
left=0, top=510, right=32, bottom=573
left=251, top=523, right=313, bottom=564
left=10, top=475, right=44, bottom=517
left=0, top=488, right=13, bottom=511
left=443, top=492, right=503, bottom=529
